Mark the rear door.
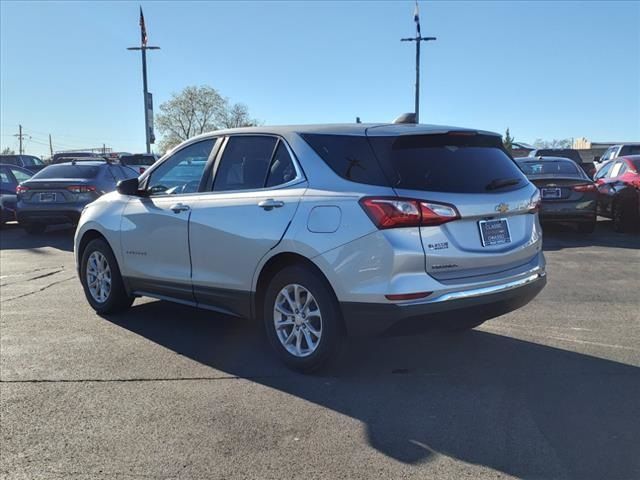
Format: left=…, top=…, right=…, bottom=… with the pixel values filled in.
left=189, top=135, right=305, bottom=316
left=367, top=132, right=540, bottom=282
left=120, top=139, right=216, bottom=302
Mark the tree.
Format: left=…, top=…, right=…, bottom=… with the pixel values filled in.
left=1, top=147, right=15, bottom=155
left=503, top=128, right=514, bottom=152
left=155, top=85, right=258, bottom=153
left=220, top=103, right=258, bottom=129
left=533, top=138, right=572, bottom=149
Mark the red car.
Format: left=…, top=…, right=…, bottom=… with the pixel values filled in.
left=594, top=155, right=640, bottom=232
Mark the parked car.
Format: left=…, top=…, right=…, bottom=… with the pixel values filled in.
left=593, top=155, right=640, bottom=232
left=0, top=164, right=33, bottom=224
left=119, top=153, right=159, bottom=174
left=16, top=160, right=138, bottom=234
left=527, top=148, right=595, bottom=178
left=510, top=142, right=535, bottom=158
left=51, top=152, right=102, bottom=164
left=74, top=124, right=546, bottom=372
left=0, top=154, right=46, bottom=173
left=597, top=143, right=640, bottom=166
left=517, top=157, right=597, bottom=233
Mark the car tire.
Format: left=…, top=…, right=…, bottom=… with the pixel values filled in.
left=80, top=238, right=134, bottom=314
left=263, top=265, right=343, bottom=373
left=612, top=202, right=637, bottom=233
left=24, top=223, right=46, bottom=234
left=577, top=220, right=596, bottom=234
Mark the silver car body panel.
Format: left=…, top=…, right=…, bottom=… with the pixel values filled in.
left=75, top=123, right=546, bottom=331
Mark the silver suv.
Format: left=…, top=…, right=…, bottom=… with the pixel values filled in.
left=75, top=124, right=546, bottom=372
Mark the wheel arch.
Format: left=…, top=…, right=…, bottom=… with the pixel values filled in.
left=253, top=252, right=339, bottom=322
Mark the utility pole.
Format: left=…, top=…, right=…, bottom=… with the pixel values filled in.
left=49, top=134, right=54, bottom=158
left=401, top=2, right=436, bottom=123
left=14, top=125, right=27, bottom=155
left=127, top=7, right=159, bottom=154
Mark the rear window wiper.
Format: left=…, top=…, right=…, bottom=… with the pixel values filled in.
left=485, top=177, right=522, bottom=191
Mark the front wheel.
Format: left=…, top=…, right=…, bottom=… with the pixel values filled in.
left=80, top=238, right=133, bottom=314
left=263, top=265, right=343, bottom=373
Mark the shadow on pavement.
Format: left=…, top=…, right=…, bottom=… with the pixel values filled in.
left=542, top=220, right=640, bottom=251
left=105, top=300, right=640, bottom=479
left=0, top=223, right=74, bottom=252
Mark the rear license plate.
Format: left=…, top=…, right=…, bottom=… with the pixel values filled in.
left=39, top=193, right=56, bottom=202
left=541, top=187, right=562, bottom=199
left=479, top=218, right=511, bottom=247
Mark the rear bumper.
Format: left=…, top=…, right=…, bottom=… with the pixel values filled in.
left=17, top=205, right=83, bottom=225
left=341, top=269, right=546, bottom=336
left=539, top=200, right=596, bottom=222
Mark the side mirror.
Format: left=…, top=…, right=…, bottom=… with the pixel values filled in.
left=117, top=177, right=140, bottom=196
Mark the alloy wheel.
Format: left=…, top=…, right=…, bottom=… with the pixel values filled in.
left=273, top=283, right=322, bottom=358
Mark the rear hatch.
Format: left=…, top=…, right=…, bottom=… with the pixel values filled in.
left=366, top=131, right=541, bottom=282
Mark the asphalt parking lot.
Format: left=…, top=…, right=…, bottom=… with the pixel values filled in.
left=1, top=220, right=639, bottom=480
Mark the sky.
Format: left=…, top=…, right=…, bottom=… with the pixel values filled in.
left=1, top=0, right=639, bottom=157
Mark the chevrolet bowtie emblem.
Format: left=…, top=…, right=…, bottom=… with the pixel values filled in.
left=495, top=203, right=509, bottom=214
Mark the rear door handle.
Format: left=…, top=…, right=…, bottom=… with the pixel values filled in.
left=258, top=199, right=285, bottom=210
left=170, top=203, right=190, bottom=213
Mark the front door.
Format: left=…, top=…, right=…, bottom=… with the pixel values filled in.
left=189, top=136, right=306, bottom=317
left=120, top=139, right=216, bottom=302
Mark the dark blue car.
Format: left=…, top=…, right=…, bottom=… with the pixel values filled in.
left=0, top=164, right=33, bottom=224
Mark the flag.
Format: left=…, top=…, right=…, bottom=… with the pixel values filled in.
left=139, top=6, right=148, bottom=47
left=414, top=1, right=421, bottom=36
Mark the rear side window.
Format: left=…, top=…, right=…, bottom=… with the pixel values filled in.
left=620, top=145, right=640, bottom=156
left=368, top=134, right=527, bottom=193
left=518, top=160, right=580, bottom=176
left=266, top=142, right=297, bottom=187
left=34, top=165, right=100, bottom=179
left=301, top=134, right=389, bottom=186
left=213, top=136, right=277, bottom=191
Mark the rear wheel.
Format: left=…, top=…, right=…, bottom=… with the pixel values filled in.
left=263, top=265, right=343, bottom=373
left=24, top=223, right=46, bottom=234
left=80, top=238, right=133, bottom=314
left=612, top=201, right=638, bottom=233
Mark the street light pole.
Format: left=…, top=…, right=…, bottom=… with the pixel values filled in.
left=401, top=2, right=436, bottom=124
left=127, top=8, right=159, bottom=154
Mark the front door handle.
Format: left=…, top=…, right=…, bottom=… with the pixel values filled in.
left=258, top=199, right=285, bottom=211
left=170, top=203, right=190, bottom=213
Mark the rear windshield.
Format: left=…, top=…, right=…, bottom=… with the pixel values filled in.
left=368, top=134, right=528, bottom=193
left=33, top=165, right=100, bottom=179
left=120, top=155, right=156, bottom=166
left=518, top=160, right=580, bottom=176
left=620, top=145, right=640, bottom=156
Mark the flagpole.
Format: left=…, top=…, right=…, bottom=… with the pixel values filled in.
left=127, top=7, right=160, bottom=154
left=401, top=2, right=436, bottom=124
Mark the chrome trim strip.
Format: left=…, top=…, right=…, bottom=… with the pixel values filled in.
left=419, top=269, right=545, bottom=305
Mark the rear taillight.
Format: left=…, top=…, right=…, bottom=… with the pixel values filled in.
left=16, top=185, right=29, bottom=194
left=359, top=197, right=459, bottom=229
left=528, top=190, right=541, bottom=213
left=66, top=185, right=96, bottom=193
left=572, top=184, right=596, bottom=193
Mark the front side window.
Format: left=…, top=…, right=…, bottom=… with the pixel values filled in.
left=147, top=139, right=214, bottom=195
left=608, top=162, right=624, bottom=178
left=213, top=136, right=277, bottom=191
